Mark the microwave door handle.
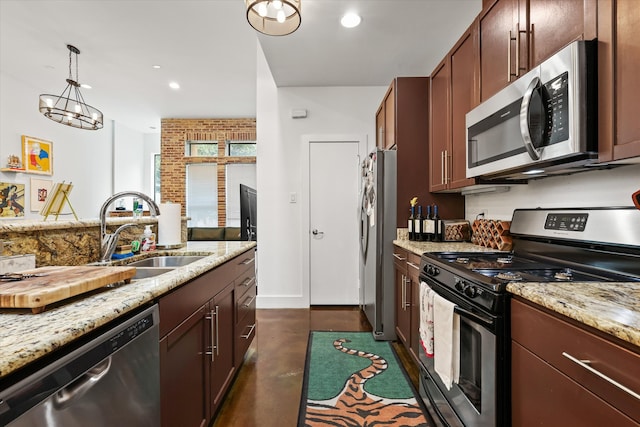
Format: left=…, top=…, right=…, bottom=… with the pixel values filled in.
left=520, top=76, right=542, bottom=161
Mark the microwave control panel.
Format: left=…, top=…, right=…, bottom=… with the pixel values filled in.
left=544, top=71, right=570, bottom=145
left=544, top=212, right=588, bottom=232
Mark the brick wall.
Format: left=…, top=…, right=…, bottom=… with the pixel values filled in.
left=160, top=118, right=256, bottom=226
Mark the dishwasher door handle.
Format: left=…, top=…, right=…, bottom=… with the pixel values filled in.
left=53, top=357, right=112, bottom=410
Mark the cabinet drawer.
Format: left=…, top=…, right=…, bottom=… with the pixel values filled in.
left=233, top=249, right=255, bottom=277
left=236, top=284, right=256, bottom=325
left=512, top=298, right=640, bottom=423
left=235, top=268, right=256, bottom=298
left=235, top=310, right=256, bottom=367
left=393, top=246, right=408, bottom=270
left=406, top=252, right=421, bottom=282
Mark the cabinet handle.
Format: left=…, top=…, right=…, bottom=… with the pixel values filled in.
left=444, top=150, right=450, bottom=184
left=515, top=23, right=520, bottom=78
left=407, top=261, right=420, bottom=271
left=393, top=253, right=407, bottom=261
left=241, top=323, right=256, bottom=339
left=401, top=274, right=409, bottom=310
left=240, top=277, right=255, bottom=287
left=440, top=151, right=445, bottom=185
left=241, top=257, right=255, bottom=266
left=508, top=30, right=514, bottom=82
left=205, top=308, right=216, bottom=362
left=561, top=352, right=640, bottom=400
left=214, top=305, right=220, bottom=356
left=242, top=295, right=256, bottom=308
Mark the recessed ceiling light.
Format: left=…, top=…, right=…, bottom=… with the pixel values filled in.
left=341, top=12, right=361, bottom=28
left=152, top=65, right=161, bottom=69
left=523, top=169, right=545, bottom=175
left=80, top=83, right=92, bottom=89
left=169, top=82, right=180, bottom=89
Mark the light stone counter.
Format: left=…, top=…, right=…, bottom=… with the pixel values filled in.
left=394, top=239, right=640, bottom=350
left=0, top=241, right=256, bottom=379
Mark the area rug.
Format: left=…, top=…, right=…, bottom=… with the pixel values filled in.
left=298, top=331, right=431, bottom=426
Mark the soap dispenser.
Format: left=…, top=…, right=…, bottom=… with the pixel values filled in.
left=140, top=225, right=156, bottom=252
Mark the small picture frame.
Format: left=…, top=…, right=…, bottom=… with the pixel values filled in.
left=22, top=135, right=53, bottom=175
left=30, top=178, right=53, bottom=212
left=0, top=182, right=25, bottom=218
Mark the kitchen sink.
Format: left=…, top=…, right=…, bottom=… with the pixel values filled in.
left=131, top=267, right=176, bottom=280
left=127, top=255, right=206, bottom=268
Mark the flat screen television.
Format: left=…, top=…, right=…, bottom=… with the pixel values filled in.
left=240, top=184, right=257, bottom=241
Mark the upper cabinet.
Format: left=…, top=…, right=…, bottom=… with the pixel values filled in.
left=479, top=0, right=597, bottom=101
left=376, top=77, right=465, bottom=225
left=430, top=23, right=480, bottom=192
left=598, top=0, right=640, bottom=162
left=376, top=82, right=396, bottom=150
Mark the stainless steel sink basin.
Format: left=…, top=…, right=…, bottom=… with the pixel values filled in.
left=127, top=255, right=206, bottom=268
left=132, top=267, right=176, bottom=280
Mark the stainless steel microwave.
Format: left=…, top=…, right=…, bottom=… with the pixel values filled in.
left=466, top=40, right=598, bottom=180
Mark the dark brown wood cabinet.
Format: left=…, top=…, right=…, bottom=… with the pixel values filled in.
left=598, top=0, right=640, bottom=162
left=430, top=24, right=480, bottom=192
left=376, top=78, right=464, bottom=225
left=479, top=0, right=596, bottom=101
left=511, top=298, right=640, bottom=426
left=159, top=248, right=257, bottom=427
left=393, top=245, right=422, bottom=366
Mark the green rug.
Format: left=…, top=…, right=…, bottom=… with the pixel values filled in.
left=298, top=331, right=431, bottom=426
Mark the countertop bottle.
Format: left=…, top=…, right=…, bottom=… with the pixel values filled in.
left=408, top=206, right=415, bottom=241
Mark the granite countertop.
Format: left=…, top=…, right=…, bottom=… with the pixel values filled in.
left=394, top=238, right=640, bottom=350
left=0, top=241, right=256, bottom=380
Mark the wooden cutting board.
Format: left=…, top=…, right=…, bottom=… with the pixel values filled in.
left=0, top=266, right=136, bottom=313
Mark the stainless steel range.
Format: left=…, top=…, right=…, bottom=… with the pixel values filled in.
left=418, top=207, right=640, bottom=427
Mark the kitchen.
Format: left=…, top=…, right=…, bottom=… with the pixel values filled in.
left=1, top=0, right=640, bottom=426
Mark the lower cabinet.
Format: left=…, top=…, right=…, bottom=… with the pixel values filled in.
left=393, top=245, right=422, bottom=366
left=511, top=297, right=640, bottom=426
left=159, top=248, right=257, bottom=427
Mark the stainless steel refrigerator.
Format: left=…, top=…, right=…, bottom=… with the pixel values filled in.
left=359, top=148, right=397, bottom=341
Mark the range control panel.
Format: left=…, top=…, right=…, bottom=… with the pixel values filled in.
left=544, top=213, right=588, bottom=232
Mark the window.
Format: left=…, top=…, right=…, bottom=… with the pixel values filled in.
left=186, top=163, right=218, bottom=227
left=186, top=140, right=218, bottom=157
left=226, top=141, right=256, bottom=157
left=225, top=163, right=257, bottom=227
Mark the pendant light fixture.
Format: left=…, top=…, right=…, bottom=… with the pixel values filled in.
left=246, top=0, right=301, bottom=36
left=39, top=44, right=103, bottom=130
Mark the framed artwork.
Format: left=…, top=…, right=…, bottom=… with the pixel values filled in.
left=0, top=182, right=25, bottom=218
left=22, top=135, right=53, bottom=175
left=30, top=178, right=53, bottom=212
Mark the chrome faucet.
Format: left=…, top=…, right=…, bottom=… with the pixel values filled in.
left=99, top=191, right=160, bottom=263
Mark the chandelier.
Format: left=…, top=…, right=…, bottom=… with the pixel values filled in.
left=246, top=0, right=301, bottom=36
left=39, top=45, right=104, bottom=130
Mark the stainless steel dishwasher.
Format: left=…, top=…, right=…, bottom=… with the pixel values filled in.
left=0, top=304, right=160, bottom=426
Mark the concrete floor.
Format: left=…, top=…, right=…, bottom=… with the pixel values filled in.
left=212, top=307, right=419, bottom=427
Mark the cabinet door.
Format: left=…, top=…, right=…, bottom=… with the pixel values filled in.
left=479, top=0, right=519, bottom=100
left=450, top=25, right=480, bottom=189
left=161, top=306, right=208, bottom=427
left=376, top=105, right=385, bottom=149
left=429, top=58, right=450, bottom=192
left=407, top=253, right=422, bottom=364
left=527, top=0, right=597, bottom=68
left=512, top=342, right=637, bottom=426
left=394, top=264, right=411, bottom=347
left=384, top=82, right=396, bottom=149
left=209, top=283, right=235, bottom=415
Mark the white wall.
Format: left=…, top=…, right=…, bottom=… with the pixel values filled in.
left=465, top=163, right=640, bottom=220
left=255, top=43, right=387, bottom=308
left=0, top=71, right=153, bottom=219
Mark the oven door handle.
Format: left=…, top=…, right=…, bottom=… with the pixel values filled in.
left=520, top=76, right=543, bottom=161
left=454, top=306, right=494, bottom=329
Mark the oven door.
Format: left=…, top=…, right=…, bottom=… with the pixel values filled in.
left=419, top=279, right=499, bottom=427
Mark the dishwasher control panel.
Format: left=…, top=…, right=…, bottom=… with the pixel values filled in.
left=108, top=312, right=155, bottom=352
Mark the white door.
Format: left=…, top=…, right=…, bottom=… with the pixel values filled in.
left=309, top=141, right=360, bottom=305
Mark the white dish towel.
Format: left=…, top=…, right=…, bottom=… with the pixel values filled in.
left=419, top=281, right=435, bottom=357
left=433, top=292, right=460, bottom=390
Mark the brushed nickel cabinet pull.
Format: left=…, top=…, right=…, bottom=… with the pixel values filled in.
left=407, top=261, right=420, bottom=270
left=393, top=253, right=407, bottom=261
left=241, top=324, right=256, bottom=339
left=562, top=352, right=640, bottom=400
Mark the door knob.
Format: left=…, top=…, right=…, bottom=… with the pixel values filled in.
left=312, top=229, right=324, bottom=236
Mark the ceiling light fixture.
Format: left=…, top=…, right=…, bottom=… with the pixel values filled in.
left=341, top=12, right=361, bottom=28
left=246, top=0, right=301, bottom=36
left=39, top=44, right=103, bottom=130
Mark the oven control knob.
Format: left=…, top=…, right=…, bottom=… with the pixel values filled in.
left=454, top=278, right=465, bottom=292
left=425, top=265, right=440, bottom=276
left=464, top=285, right=478, bottom=298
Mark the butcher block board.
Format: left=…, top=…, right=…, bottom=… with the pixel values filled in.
left=0, top=266, right=136, bottom=313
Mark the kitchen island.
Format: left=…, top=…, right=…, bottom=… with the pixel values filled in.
left=0, top=240, right=256, bottom=380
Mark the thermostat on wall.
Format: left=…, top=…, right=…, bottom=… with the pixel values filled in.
left=291, top=109, right=307, bottom=119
